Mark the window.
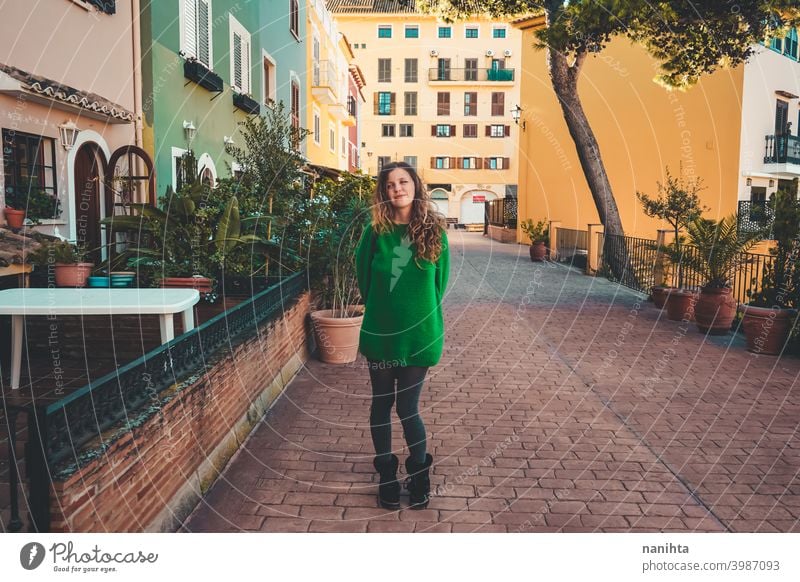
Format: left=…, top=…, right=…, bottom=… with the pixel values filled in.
left=378, top=156, right=391, bottom=171
left=785, top=28, right=799, bottom=60
left=399, top=124, right=414, bottom=137
left=485, top=156, right=508, bottom=170
left=461, top=157, right=477, bottom=169
left=290, top=79, right=300, bottom=148
left=433, top=124, right=455, bottom=137
left=329, top=125, right=335, bottom=152
left=1, top=130, right=59, bottom=218
left=382, top=124, right=396, bottom=137
left=404, top=91, right=417, bottom=115
left=404, top=58, right=418, bottom=82
left=437, top=92, right=450, bottom=116
left=378, top=58, right=392, bottom=83
left=492, top=27, right=506, bottom=38
left=263, top=56, right=276, bottom=105
left=230, top=16, right=251, bottom=94
left=182, top=0, right=212, bottom=68
left=433, top=156, right=451, bottom=169
left=290, top=0, right=299, bottom=38
left=464, top=92, right=477, bottom=116
left=487, top=124, right=509, bottom=137
left=463, top=123, right=478, bottom=138
left=438, top=26, right=451, bottom=38
left=347, top=94, right=357, bottom=117
left=405, top=25, right=419, bottom=38
left=376, top=91, right=395, bottom=115
left=491, top=92, right=505, bottom=116
left=437, top=58, right=451, bottom=81
left=378, top=25, right=392, bottom=38
left=313, top=111, right=321, bottom=144
left=464, top=58, right=478, bottom=81
left=465, top=26, right=478, bottom=39
left=404, top=156, right=417, bottom=169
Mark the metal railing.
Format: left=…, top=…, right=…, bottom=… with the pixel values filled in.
left=428, top=68, right=515, bottom=82
left=764, top=134, right=800, bottom=164
left=3, top=271, right=307, bottom=531
left=601, top=234, right=660, bottom=294
left=486, top=197, right=517, bottom=229
left=737, top=200, right=774, bottom=237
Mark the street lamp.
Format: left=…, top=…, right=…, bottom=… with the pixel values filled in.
left=511, top=105, right=525, bottom=130
left=58, top=120, right=80, bottom=150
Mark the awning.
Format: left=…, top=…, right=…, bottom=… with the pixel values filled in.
left=0, top=63, right=133, bottom=124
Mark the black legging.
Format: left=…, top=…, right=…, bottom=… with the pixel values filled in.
left=368, top=361, right=429, bottom=464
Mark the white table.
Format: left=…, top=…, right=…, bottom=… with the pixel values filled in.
left=0, top=288, right=200, bottom=390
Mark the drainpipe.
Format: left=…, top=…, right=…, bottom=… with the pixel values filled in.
left=131, top=0, right=143, bottom=149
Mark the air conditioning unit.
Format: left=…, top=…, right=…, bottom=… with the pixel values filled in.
left=430, top=49, right=439, bottom=57
left=503, top=49, right=513, bottom=57
left=485, top=49, right=495, bottom=57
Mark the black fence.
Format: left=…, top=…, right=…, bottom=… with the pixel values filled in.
left=601, top=234, right=660, bottom=294
left=4, top=271, right=307, bottom=532
left=487, top=197, right=517, bottom=229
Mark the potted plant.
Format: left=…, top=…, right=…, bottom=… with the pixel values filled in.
left=739, top=181, right=799, bottom=355
left=3, top=185, right=62, bottom=229
left=29, top=240, right=94, bottom=287
left=520, top=218, right=548, bottom=261
left=637, top=168, right=708, bottom=317
left=309, top=187, right=372, bottom=364
left=673, top=215, right=760, bottom=334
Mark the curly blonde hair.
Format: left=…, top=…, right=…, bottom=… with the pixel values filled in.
left=371, top=161, right=447, bottom=264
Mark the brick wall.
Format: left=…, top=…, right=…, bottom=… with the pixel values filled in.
left=46, top=291, right=315, bottom=532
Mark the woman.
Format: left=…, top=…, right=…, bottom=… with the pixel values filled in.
left=355, top=161, right=450, bottom=510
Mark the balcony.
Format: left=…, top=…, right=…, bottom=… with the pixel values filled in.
left=764, top=134, right=800, bottom=165
left=428, top=68, right=515, bottom=84
left=312, top=60, right=339, bottom=105
left=328, top=102, right=349, bottom=122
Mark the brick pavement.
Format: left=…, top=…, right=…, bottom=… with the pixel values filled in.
left=183, top=232, right=800, bottom=532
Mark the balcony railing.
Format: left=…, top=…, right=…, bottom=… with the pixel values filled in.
left=486, top=197, right=517, bottom=228
left=428, top=68, right=515, bottom=82
left=312, top=60, right=339, bottom=104
left=764, top=134, right=800, bottom=164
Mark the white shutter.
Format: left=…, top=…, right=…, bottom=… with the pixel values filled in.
left=197, top=0, right=210, bottom=67
left=243, top=35, right=250, bottom=94
left=233, top=32, right=242, bottom=91
left=183, top=0, right=197, bottom=58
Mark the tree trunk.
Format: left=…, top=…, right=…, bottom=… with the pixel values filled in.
left=544, top=18, right=629, bottom=281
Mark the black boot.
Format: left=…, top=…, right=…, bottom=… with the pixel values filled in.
left=404, top=453, right=433, bottom=509
left=373, top=454, right=400, bottom=509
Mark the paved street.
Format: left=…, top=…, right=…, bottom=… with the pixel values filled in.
left=184, top=231, right=800, bottom=532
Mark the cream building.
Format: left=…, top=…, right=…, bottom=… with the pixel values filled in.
left=328, top=1, right=523, bottom=225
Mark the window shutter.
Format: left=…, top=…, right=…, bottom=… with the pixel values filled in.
left=504, top=125, right=510, bottom=137
left=233, top=32, right=242, bottom=91
left=244, top=37, right=251, bottom=94
left=431, top=125, right=437, bottom=136
left=430, top=157, right=435, bottom=168
left=450, top=125, right=456, bottom=136
left=373, top=93, right=379, bottom=115
left=485, top=125, right=491, bottom=137
left=476, top=157, right=483, bottom=169
left=197, top=0, right=210, bottom=67
left=456, top=157, right=462, bottom=167
left=483, top=157, right=490, bottom=168
left=503, top=157, right=510, bottom=169
left=449, top=157, right=456, bottom=168
left=390, top=93, right=396, bottom=115
left=184, top=0, right=197, bottom=58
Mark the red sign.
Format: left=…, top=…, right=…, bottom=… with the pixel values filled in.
left=472, top=195, right=486, bottom=203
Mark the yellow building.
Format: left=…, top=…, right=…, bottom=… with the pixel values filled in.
left=307, top=0, right=357, bottom=172
left=329, top=2, right=523, bottom=225
left=513, top=16, right=800, bottom=244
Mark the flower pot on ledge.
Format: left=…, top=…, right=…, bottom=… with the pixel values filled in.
left=184, top=59, right=223, bottom=92
left=233, top=92, right=260, bottom=114
left=4, top=208, right=25, bottom=229
left=159, top=276, right=213, bottom=294
left=55, top=262, right=94, bottom=287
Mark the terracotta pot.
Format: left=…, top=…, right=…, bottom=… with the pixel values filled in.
left=651, top=286, right=676, bottom=309
left=54, top=262, right=94, bottom=287
left=159, top=276, right=213, bottom=294
left=665, top=288, right=697, bottom=322
left=694, top=286, right=736, bottom=335
left=4, top=208, right=25, bottom=229
left=311, top=306, right=364, bottom=364
left=530, top=241, right=546, bottom=262
left=738, top=304, right=798, bottom=355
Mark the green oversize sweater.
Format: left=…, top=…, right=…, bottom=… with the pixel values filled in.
left=355, top=222, right=450, bottom=367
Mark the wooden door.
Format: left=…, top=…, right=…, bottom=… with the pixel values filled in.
left=73, top=143, right=102, bottom=259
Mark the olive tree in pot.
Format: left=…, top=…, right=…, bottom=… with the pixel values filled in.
left=637, top=168, right=708, bottom=317
left=673, top=215, right=760, bottom=334
left=739, top=181, right=799, bottom=355
left=308, top=181, right=373, bottom=364
left=520, top=218, right=548, bottom=261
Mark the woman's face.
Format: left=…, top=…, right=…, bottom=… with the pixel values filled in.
left=385, top=168, right=416, bottom=211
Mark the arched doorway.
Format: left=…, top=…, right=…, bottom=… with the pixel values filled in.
left=73, top=143, right=106, bottom=260
left=460, top=190, right=497, bottom=224
left=429, top=188, right=449, bottom=217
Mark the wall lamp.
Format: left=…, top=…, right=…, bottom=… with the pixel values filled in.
left=511, top=105, right=525, bottom=130
left=183, top=120, right=197, bottom=143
